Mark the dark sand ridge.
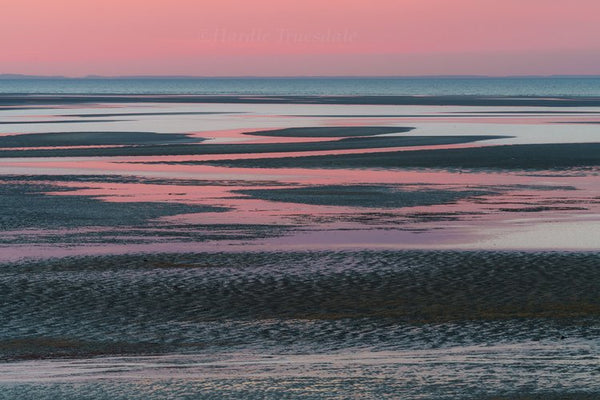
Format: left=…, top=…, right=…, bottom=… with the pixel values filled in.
left=3, top=94, right=600, bottom=107
left=0, top=177, right=291, bottom=245
left=0, top=107, right=58, bottom=110
left=0, top=131, right=204, bottom=147
left=0, top=134, right=506, bottom=157
left=197, top=142, right=600, bottom=170
left=0, top=223, right=288, bottom=246
left=553, top=121, right=600, bottom=124
left=0, top=119, right=124, bottom=124
left=243, top=126, right=412, bottom=137
left=269, top=183, right=588, bottom=226
left=284, top=114, right=456, bottom=118
left=454, top=110, right=600, bottom=114
left=1, top=251, right=599, bottom=360
left=235, top=183, right=587, bottom=221
left=0, top=181, right=226, bottom=231
left=62, top=111, right=244, bottom=117
left=283, top=111, right=600, bottom=117
left=235, top=185, right=493, bottom=208
left=0, top=174, right=288, bottom=187
left=1, top=175, right=577, bottom=191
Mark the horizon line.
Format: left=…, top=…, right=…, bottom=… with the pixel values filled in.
left=2, top=73, right=600, bottom=80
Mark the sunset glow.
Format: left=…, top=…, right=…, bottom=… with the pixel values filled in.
left=2, top=0, right=600, bottom=76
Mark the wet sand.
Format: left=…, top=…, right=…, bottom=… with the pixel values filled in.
left=0, top=119, right=123, bottom=124
left=243, top=126, right=413, bottom=137
left=0, top=179, right=226, bottom=231
left=0, top=131, right=203, bottom=147
left=1, top=345, right=598, bottom=399
left=235, top=184, right=493, bottom=208
left=2, top=250, right=599, bottom=360
left=0, top=134, right=506, bottom=158
left=203, top=142, right=600, bottom=170
left=1, top=250, right=599, bottom=398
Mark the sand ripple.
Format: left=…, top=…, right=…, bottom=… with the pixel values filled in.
left=1, top=251, right=598, bottom=360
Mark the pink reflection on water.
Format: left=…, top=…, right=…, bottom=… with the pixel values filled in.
left=1, top=165, right=598, bottom=262
left=19, top=162, right=596, bottom=242
left=1, top=102, right=599, bottom=260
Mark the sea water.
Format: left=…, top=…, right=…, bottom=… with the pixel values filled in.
left=1, top=76, right=600, bottom=96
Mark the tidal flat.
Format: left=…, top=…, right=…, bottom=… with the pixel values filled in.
left=0, top=95, right=599, bottom=399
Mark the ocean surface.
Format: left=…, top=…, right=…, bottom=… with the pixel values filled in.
left=2, top=76, right=600, bottom=96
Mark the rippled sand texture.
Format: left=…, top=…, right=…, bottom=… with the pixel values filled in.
left=0, top=96, right=599, bottom=398
left=1, top=251, right=600, bottom=398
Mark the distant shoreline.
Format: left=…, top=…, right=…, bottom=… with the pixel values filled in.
left=3, top=74, right=600, bottom=80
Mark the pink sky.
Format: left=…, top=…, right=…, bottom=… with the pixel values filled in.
left=2, top=0, right=600, bottom=76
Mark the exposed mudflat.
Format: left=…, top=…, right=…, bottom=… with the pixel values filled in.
left=235, top=184, right=494, bottom=208
left=2, top=250, right=599, bottom=360
left=1, top=250, right=599, bottom=398
left=0, top=131, right=203, bottom=147
left=243, top=126, right=413, bottom=137
left=0, top=134, right=504, bottom=158
left=200, top=143, right=600, bottom=170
